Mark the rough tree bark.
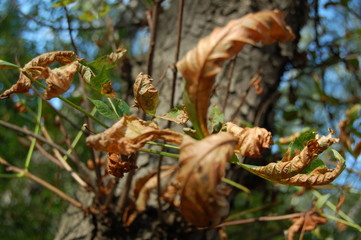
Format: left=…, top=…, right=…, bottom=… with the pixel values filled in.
left=55, top=0, right=307, bottom=239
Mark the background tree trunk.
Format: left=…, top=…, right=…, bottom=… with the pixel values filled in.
left=56, top=0, right=307, bottom=239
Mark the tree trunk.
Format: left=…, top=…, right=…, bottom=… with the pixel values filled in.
left=55, top=1, right=307, bottom=239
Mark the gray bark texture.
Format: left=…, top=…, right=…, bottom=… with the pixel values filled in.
left=55, top=0, right=307, bottom=239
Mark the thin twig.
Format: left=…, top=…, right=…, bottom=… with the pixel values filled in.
left=222, top=55, right=237, bottom=113
left=115, top=154, right=137, bottom=214
left=230, top=71, right=262, bottom=122
left=0, top=157, right=99, bottom=215
left=41, top=126, right=88, bottom=188
left=155, top=0, right=184, bottom=224
left=63, top=6, right=79, bottom=54
left=0, top=119, right=75, bottom=161
left=170, top=0, right=184, bottom=109
left=213, top=212, right=304, bottom=228
left=146, top=0, right=162, bottom=76
left=79, top=71, right=104, bottom=195
left=32, top=87, right=84, bottom=133
left=34, top=141, right=63, bottom=168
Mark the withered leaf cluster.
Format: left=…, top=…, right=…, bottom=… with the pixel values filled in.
left=0, top=51, right=81, bottom=100
left=86, top=115, right=183, bottom=155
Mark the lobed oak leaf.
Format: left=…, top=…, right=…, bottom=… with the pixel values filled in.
left=0, top=51, right=80, bottom=99
left=225, top=122, right=273, bottom=158
left=176, top=132, right=237, bottom=227
left=133, top=73, right=159, bottom=115
left=177, top=10, right=295, bottom=137
left=86, top=115, right=183, bottom=156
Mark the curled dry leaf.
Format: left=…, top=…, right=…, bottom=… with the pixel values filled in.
left=176, top=132, right=237, bottom=227
left=100, top=81, right=116, bottom=98
left=107, top=153, right=137, bottom=178
left=122, top=166, right=177, bottom=226
left=288, top=209, right=327, bottom=240
left=0, top=51, right=81, bottom=99
left=133, top=72, right=159, bottom=115
left=278, top=149, right=345, bottom=186
left=43, top=61, right=79, bottom=100
left=225, top=122, right=273, bottom=158
left=244, top=133, right=339, bottom=180
left=135, top=166, right=177, bottom=212
left=176, top=10, right=295, bottom=137
left=86, top=115, right=183, bottom=156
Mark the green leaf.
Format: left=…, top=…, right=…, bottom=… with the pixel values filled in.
left=91, top=67, right=110, bottom=91
left=88, top=98, right=118, bottom=120
left=52, top=0, right=76, bottom=8
left=209, top=104, right=224, bottom=133
left=300, top=158, right=326, bottom=174
left=116, top=99, right=130, bottom=116
left=183, top=90, right=204, bottom=138
left=88, top=49, right=126, bottom=71
left=0, top=60, right=20, bottom=69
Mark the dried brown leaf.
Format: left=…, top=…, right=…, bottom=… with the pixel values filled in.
left=246, top=134, right=339, bottom=179
left=107, top=48, right=127, bottom=63
left=177, top=10, right=295, bottom=136
left=101, top=81, right=116, bottom=98
left=107, top=153, right=137, bottom=178
left=133, top=72, right=159, bottom=115
left=86, top=115, right=183, bottom=155
left=0, top=51, right=80, bottom=99
left=288, top=210, right=327, bottom=240
left=335, top=193, right=345, bottom=214
left=278, top=154, right=345, bottom=186
left=43, top=61, right=79, bottom=100
left=225, top=122, right=273, bottom=158
left=176, top=132, right=237, bottom=227
left=135, top=166, right=177, bottom=212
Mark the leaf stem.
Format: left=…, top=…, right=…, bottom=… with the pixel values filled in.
left=24, top=97, right=42, bottom=170
left=221, top=177, right=250, bottom=194
left=31, top=78, right=109, bottom=129
left=0, top=157, right=99, bottom=215
left=146, top=141, right=180, bottom=150
left=138, top=148, right=179, bottom=158
left=322, top=213, right=361, bottom=232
